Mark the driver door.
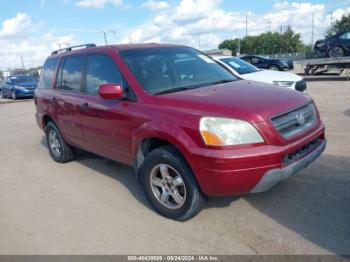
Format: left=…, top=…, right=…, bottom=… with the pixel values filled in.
left=78, top=53, right=132, bottom=164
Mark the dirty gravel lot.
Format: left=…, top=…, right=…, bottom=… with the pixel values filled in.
left=0, top=79, right=349, bottom=255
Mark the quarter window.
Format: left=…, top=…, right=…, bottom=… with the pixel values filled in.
left=57, top=56, right=84, bottom=92
left=84, top=54, right=122, bottom=94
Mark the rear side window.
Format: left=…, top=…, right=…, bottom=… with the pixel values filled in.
left=57, top=56, right=84, bottom=92
left=38, top=58, right=59, bottom=89
left=84, top=54, right=122, bottom=94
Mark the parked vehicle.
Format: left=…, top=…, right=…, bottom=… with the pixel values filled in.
left=1, top=75, right=38, bottom=99
left=240, top=55, right=294, bottom=71
left=314, top=31, right=350, bottom=58
left=35, top=43, right=326, bottom=221
left=212, top=56, right=306, bottom=92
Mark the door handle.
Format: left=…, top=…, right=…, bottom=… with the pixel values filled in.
left=79, top=102, right=89, bottom=111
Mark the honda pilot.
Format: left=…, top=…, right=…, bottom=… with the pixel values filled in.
left=35, top=43, right=326, bottom=221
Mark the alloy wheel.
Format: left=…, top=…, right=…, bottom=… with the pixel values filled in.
left=329, top=47, right=344, bottom=58
left=150, top=163, right=186, bottom=210
left=48, top=130, right=62, bottom=158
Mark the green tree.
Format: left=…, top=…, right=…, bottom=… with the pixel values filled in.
left=219, top=25, right=306, bottom=55
left=327, top=14, right=350, bottom=36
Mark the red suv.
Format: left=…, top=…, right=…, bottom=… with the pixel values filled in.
left=35, top=43, right=326, bottom=221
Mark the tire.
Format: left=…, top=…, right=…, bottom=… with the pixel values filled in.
left=11, top=90, right=17, bottom=100
left=269, top=65, right=280, bottom=71
left=328, top=46, right=344, bottom=58
left=139, top=146, right=205, bottom=221
left=45, top=121, right=76, bottom=163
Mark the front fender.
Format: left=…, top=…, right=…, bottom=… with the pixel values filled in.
left=131, top=120, right=198, bottom=170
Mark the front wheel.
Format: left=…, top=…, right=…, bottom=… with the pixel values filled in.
left=328, top=46, right=344, bottom=58
left=269, top=65, right=280, bottom=71
left=11, top=90, right=17, bottom=100
left=139, top=146, right=205, bottom=221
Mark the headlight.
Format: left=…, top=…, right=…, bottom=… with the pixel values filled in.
left=273, top=81, right=294, bottom=88
left=199, top=117, right=264, bottom=146
left=316, top=42, right=325, bottom=47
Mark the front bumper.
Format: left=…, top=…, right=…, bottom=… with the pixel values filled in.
left=251, top=139, right=326, bottom=193
left=15, top=89, right=34, bottom=97
left=188, top=122, right=325, bottom=196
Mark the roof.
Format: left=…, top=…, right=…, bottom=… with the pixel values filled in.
left=110, top=43, right=188, bottom=51
left=48, top=43, right=189, bottom=58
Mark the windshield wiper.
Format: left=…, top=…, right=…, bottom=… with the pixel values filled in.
left=153, top=85, right=202, bottom=95
left=153, top=79, right=235, bottom=95
left=206, top=79, right=235, bottom=85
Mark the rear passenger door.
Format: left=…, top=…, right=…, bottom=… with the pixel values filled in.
left=54, top=55, right=85, bottom=146
left=78, top=54, right=132, bottom=164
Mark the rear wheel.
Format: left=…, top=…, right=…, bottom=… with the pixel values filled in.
left=269, top=65, right=280, bottom=71
left=139, top=146, right=205, bottom=221
left=328, top=46, right=344, bottom=58
left=45, top=121, right=76, bottom=163
left=11, top=90, right=17, bottom=100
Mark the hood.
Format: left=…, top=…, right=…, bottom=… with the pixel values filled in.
left=242, top=70, right=302, bottom=85
left=15, top=82, right=37, bottom=88
left=155, top=80, right=311, bottom=123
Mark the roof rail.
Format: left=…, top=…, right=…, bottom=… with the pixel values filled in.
left=51, top=43, right=96, bottom=55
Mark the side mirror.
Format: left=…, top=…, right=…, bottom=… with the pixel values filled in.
left=99, top=84, right=124, bottom=100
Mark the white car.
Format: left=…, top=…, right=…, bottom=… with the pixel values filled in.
left=212, top=56, right=306, bottom=92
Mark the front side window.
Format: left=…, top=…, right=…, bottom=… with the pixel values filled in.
left=84, top=54, right=122, bottom=94
left=221, top=57, right=259, bottom=75
left=57, top=56, right=84, bottom=92
left=38, top=58, right=60, bottom=89
left=120, top=47, right=236, bottom=95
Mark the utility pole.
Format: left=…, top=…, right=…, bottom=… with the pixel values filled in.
left=103, top=31, right=108, bottom=45
left=20, top=56, right=25, bottom=70
left=330, top=11, right=333, bottom=35
left=237, top=38, right=241, bottom=56
left=268, top=21, right=271, bottom=32
left=311, top=13, right=315, bottom=46
left=245, top=13, right=248, bottom=37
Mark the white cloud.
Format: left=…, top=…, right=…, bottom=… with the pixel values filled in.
left=0, top=13, right=33, bottom=38
left=143, top=0, right=169, bottom=11
left=0, top=14, right=76, bottom=70
left=75, top=0, right=123, bottom=8
left=120, top=0, right=350, bottom=50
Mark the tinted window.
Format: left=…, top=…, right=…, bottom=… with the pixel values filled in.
left=340, top=32, right=350, bottom=40
left=39, top=58, right=59, bottom=89
left=120, top=47, right=236, bottom=95
left=221, top=57, right=259, bottom=75
left=57, top=56, right=84, bottom=91
left=84, top=55, right=122, bottom=94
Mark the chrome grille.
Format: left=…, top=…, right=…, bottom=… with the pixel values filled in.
left=271, top=103, right=317, bottom=139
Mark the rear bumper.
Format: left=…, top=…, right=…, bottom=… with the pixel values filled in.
left=188, top=122, right=325, bottom=196
left=251, top=139, right=326, bottom=193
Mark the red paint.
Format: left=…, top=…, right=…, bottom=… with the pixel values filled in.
left=35, top=44, right=325, bottom=196
left=99, top=84, right=123, bottom=100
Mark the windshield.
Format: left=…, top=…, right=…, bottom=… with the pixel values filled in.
left=220, top=57, right=259, bottom=75
left=120, top=47, right=237, bottom=94
left=11, top=75, right=36, bottom=84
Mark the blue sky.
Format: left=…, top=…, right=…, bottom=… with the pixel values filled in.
left=0, top=0, right=349, bottom=69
